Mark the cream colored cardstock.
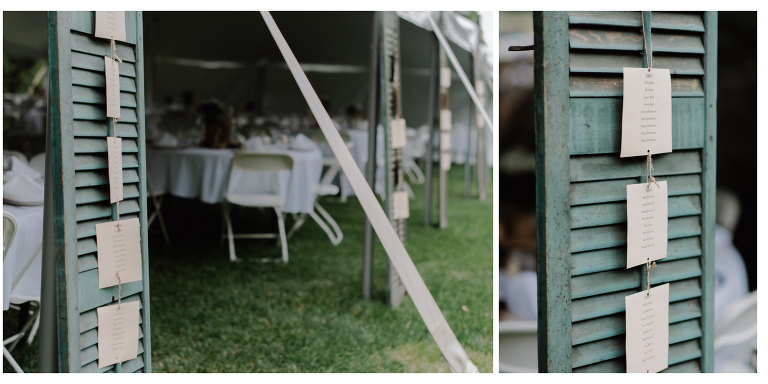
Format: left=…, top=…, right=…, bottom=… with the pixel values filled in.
left=104, top=57, right=121, bottom=118
left=440, top=109, right=452, bottom=131
left=441, top=152, right=451, bottom=171
left=440, top=67, right=452, bottom=89
left=625, top=283, right=669, bottom=373
left=97, top=300, right=140, bottom=368
left=441, top=132, right=452, bottom=151
left=392, top=191, right=409, bottom=219
left=96, top=218, right=142, bottom=289
left=390, top=118, right=407, bottom=149
left=626, top=181, right=668, bottom=269
left=620, top=68, right=672, bottom=158
left=95, top=11, right=126, bottom=42
left=107, top=137, right=123, bottom=203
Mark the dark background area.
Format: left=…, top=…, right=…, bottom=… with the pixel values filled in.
left=717, top=12, right=757, bottom=291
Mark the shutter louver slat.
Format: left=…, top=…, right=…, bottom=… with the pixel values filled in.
left=75, top=169, right=139, bottom=187
left=73, top=85, right=138, bottom=107
left=570, top=53, right=704, bottom=75
left=72, top=68, right=137, bottom=92
left=75, top=138, right=139, bottom=153
left=571, top=236, right=701, bottom=276
left=570, top=194, right=701, bottom=229
left=570, top=150, right=702, bottom=182
left=73, top=104, right=138, bottom=122
left=570, top=215, right=701, bottom=253
left=71, top=51, right=137, bottom=77
left=570, top=174, right=702, bottom=206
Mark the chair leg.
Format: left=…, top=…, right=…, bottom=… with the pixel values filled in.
left=224, top=203, right=237, bottom=262
left=340, top=173, right=348, bottom=203
left=287, top=213, right=309, bottom=239
left=403, top=181, right=415, bottom=199
left=27, top=309, right=40, bottom=345
left=274, top=208, right=289, bottom=263
left=154, top=197, right=171, bottom=245
left=310, top=201, right=343, bottom=245
left=3, top=346, right=24, bottom=373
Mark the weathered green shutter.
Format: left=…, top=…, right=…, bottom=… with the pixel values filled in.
left=534, top=11, right=716, bottom=373
left=379, top=11, right=408, bottom=308
left=47, top=11, right=151, bottom=372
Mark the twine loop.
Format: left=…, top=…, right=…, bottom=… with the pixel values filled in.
left=116, top=272, right=122, bottom=309
left=641, top=12, right=652, bottom=70
left=110, top=38, right=123, bottom=63
left=645, top=259, right=657, bottom=296
left=646, top=152, right=659, bottom=188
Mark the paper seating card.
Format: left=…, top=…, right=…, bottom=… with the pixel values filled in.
left=97, top=300, right=140, bottom=368
left=392, top=191, right=409, bottom=219
left=440, top=109, right=452, bottom=131
left=441, top=152, right=451, bottom=171
left=626, top=181, right=668, bottom=269
left=620, top=68, right=673, bottom=158
left=96, top=218, right=142, bottom=289
left=95, top=11, right=126, bottom=42
left=107, top=137, right=123, bottom=203
left=104, top=57, right=121, bottom=118
left=390, top=118, right=407, bottom=149
left=440, top=67, right=452, bottom=89
left=441, top=132, right=452, bottom=151
left=625, top=283, right=669, bottom=373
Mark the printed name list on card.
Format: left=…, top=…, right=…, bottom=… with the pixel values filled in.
left=95, top=11, right=126, bottom=42
left=104, top=57, right=121, bottom=119
left=96, top=218, right=142, bottom=289
left=625, top=284, right=669, bottom=373
left=390, top=118, right=407, bottom=149
left=97, top=300, right=140, bottom=368
left=626, top=181, right=668, bottom=268
left=620, top=68, right=672, bottom=158
left=107, top=136, right=123, bottom=203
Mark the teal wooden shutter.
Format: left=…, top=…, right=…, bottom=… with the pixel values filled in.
left=47, top=11, right=151, bottom=373
left=534, top=11, right=716, bottom=373
left=380, top=11, right=407, bottom=308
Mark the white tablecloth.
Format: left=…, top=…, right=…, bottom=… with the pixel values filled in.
left=344, top=128, right=385, bottom=196
left=147, top=146, right=323, bottom=213
left=3, top=204, right=44, bottom=310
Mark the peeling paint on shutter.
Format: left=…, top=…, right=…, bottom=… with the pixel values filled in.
left=48, top=11, right=150, bottom=373
left=534, top=11, right=716, bottom=373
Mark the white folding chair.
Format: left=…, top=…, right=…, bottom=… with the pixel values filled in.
left=28, top=152, right=46, bottom=176
left=222, top=152, right=293, bottom=263
left=3, top=212, right=42, bottom=373
left=146, top=171, right=170, bottom=244
left=311, top=130, right=354, bottom=202
left=286, top=178, right=344, bottom=246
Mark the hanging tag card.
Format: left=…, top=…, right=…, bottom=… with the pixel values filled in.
left=625, top=283, right=669, bottom=373
left=626, top=181, right=668, bottom=268
left=476, top=83, right=485, bottom=97
left=95, top=11, right=126, bottom=42
left=96, top=218, right=142, bottom=289
left=440, top=67, right=452, bottom=89
left=104, top=57, right=121, bottom=118
left=392, top=191, right=410, bottom=219
left=441, top=132, right=452, bottom=151
left=440, top=109, right=452, bottom=131
left=620, top=68, right=672, bottom=158
left=97, top=300, right=140, bottom=368
left=107, top=137, right=123, bottom=203
left=391, top=118, right=407, bottom=149
left=441, top=152, right=452, bottom=171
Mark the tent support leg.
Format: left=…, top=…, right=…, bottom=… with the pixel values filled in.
left=362, top=11, right=380, bottom=301
left=424, top=33, right=439, bottom=227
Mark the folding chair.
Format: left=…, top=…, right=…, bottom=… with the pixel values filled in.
left=3, top=212, right=42, bottom=373
left=221, top=152, right=293, bottom=262
left=146, top=171, right=171, bottom=244
left=311, top=130, right=354, bottom=202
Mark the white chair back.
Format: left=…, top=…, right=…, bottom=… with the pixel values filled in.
left=29, top=152, right=46, bottom=175
left=3, top=150, right=28, bottom=164
left=3, top=212, right=18, bottom=261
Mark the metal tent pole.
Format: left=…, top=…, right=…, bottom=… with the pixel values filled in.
left=362, top=11, right=380, bottom=300
left=423, top=34, right=439, bottom=227
left=464, top=52, right=474, bottom=198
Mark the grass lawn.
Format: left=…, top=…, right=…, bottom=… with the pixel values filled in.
left=4, top=165, right=493, bottom=373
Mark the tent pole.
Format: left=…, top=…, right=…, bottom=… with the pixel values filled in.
left=423, top=32, right=439, bottom=227
left=464, top=53, right=474, bottom=198
left=362, top=11, right=380, bottom=301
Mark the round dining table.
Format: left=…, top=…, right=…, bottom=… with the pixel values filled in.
left=146, top=144, right=323, bottom=214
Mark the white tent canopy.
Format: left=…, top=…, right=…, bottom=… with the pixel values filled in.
left=3, top=11, right=493, bottom=144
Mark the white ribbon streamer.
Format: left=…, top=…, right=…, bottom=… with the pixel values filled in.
left=427, top=15, right=493, bottom=133
left=260, top=11, right=478, bottom=373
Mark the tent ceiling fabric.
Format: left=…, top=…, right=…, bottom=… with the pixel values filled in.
left=3, top=11, right=492, bottom=128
